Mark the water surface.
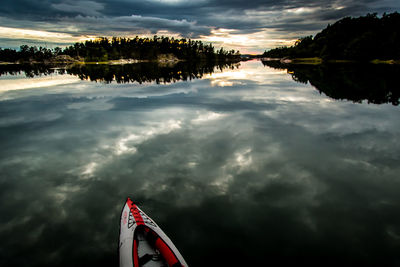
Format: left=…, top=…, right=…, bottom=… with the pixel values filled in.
left=0, top=61, right=399, bottom=266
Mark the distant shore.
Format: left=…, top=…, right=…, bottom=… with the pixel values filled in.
left=0, top=54, right=185, bottom=65
left=260, top=57, right=400, bottom=65
left=0, top=55, right=244, bottom=66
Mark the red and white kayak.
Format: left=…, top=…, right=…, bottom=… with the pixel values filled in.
left=119, top=198, right=188, bottom=267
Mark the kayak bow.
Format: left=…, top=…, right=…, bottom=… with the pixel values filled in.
left=119, top=198, right=188, bottom=267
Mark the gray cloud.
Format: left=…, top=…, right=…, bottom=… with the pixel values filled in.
left=0, top=0, right=399, bottom=51
left=56, top=14, right=212, bottom=37
left=52, top=0, right=105, bottom=16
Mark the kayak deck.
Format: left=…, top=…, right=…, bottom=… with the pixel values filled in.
left=135, top=228, right=167, bottom=267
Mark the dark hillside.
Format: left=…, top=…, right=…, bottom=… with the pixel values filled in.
left=264, top=12, right=400, bottom=60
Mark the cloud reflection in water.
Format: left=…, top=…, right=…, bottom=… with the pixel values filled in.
left=0, top=61, right=399, bottom=266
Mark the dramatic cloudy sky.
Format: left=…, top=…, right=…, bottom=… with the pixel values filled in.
left=0, top=0, right=399, bottom=53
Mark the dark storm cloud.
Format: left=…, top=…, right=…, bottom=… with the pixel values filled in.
left=0, top=0, right=55, bottom=18
left=52, top=0, right=106, bottom=16
left=0, top=0, right=399, bottom=45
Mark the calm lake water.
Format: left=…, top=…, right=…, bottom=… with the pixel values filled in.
left=0, top=60, right=399, bottom=266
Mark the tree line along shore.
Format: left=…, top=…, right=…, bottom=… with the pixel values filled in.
left=263, top=12, right=400, bottom=64
left=0, top=36, right=241, bottom=64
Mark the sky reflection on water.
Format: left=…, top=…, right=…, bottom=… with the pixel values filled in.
left=0, top=61, right=399, bottom=266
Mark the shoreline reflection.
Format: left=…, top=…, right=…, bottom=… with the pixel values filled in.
left=0, top=62, right=240, bottom=84
left=262, top=60, right=400, bottom=105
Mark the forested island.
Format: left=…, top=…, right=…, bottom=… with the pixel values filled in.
left=263, top=12, right=400, bottom=62
left=0, top=36, right=241, bottom=64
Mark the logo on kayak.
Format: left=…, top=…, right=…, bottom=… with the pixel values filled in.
left=123, top=211, right=128, bottom=225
